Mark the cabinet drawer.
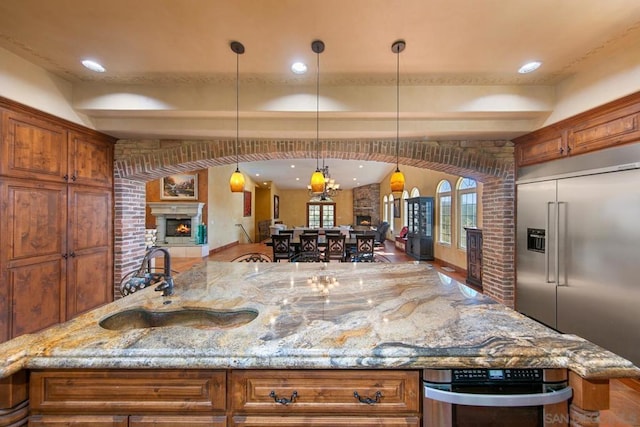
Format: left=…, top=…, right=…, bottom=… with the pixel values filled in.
left=129, top=415, right=227, bottom=426
left=231, top=370, right=420, bottom=414
left=30, top=370, right=226, bottom=413
left=233, top=415, right=421, bottom=426
left=29, top=415, right=128, bottom=426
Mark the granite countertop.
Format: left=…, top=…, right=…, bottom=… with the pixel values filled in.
left=1, top=262, right=638, bottom=380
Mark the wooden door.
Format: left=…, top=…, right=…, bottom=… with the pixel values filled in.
left=66, top=186, right=113, bottom=318
left=0, top=111, right=68, bottom=182
left=0, top=179, right=67, bottom=341
left=68, top=131, right=113, bottom=188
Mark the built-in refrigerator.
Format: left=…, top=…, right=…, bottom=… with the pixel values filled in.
left=516, top=143, right=640, bottom=366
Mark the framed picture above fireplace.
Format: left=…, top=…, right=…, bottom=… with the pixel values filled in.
left=161, top=174, right=198, bottom=200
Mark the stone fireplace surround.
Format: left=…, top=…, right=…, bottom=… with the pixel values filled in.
left=147, top=202, right=209, bottom=257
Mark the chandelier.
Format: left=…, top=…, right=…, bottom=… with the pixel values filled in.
left=307, top=164, right=341, bottom=201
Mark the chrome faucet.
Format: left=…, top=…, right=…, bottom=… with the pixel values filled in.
left=120, top=247, right=174, bottom=297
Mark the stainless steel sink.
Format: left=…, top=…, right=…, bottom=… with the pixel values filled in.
left=99, top=307, right=259, bottom=331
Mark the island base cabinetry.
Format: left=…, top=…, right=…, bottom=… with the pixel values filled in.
left=230, top=370, right=421, bottom=426
left=28, top=370, right=227, bottom=426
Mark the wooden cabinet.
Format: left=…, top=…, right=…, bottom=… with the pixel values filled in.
left=406, top=197, right=434, bottom=261
left=465, top=228, right=483, bottom=288
left=230, top=369, right=421, bottom=426
left=0, top=103, right=114, bottom=343
left=514, top=92, right=640, bottom=168
left=0, top=111, right=112, bottom=187
left=29, top=370, right=227, bottom=426
left=28, top=369, right=420, bottom=426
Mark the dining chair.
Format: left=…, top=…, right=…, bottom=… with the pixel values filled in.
left=297, top=233, right=321, bottom=262
left=324, top=234, right=346, bottom=262
left=351, top=235, right=376, bottom=262
left=271, top=234, right=294, bottom=262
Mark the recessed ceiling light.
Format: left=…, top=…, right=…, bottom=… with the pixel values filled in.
left=256, top=173, right=260, bottom=177
left=359, top=165, right=364, bottom=168
left=291, top=62, right=307, bottom=74
left=296, top=177, right=300, bottom=181
left=290, top=164, right=296, bottom=168
left=81, top=59, right=106, bottom=73
left=518, top=61, right=542, bottom=74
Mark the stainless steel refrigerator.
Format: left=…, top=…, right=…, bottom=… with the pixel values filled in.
left=516, top=143, right=640, bottom=366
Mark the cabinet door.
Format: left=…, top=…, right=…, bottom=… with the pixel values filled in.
left=66, top=186, right=113, bottom=318
left=514, top=133, right=567, bottom=167
left=0, top=179, right=67, bottom=341
left=130, top=415, right=227, bottom=426
left=0, top=111, right=68, bottom=181
left=29, top=415, right=128, bottom=426
left=68, top=131, right=113, bottom=188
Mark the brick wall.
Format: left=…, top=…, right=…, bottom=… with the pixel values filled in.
left=113, top=137, right=516, bottom=307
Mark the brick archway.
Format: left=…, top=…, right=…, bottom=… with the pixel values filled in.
left=113, top=138, right=516, bottom=306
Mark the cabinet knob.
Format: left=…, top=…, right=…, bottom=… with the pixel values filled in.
left=69, top=252, right=76, bottom=258
left=62, top=253, right=68, bottom=259
left=63, top=174, right=69, bottom=181
left=269, top=390, right=298, bottom=405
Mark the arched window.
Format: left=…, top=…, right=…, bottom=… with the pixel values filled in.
left=402, top=189, right=409, bottom=227
left=387, top=194, right=394, bottom=231
left=410, top=187, right=420, bottom=198
left=383, top=195, right=389, bottom=223
left=437, top=180, right=452, bottom=245
left=457, top=178, right=477, bottom=249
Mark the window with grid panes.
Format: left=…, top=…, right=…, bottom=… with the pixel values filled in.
left=306, top=202, right=335, bottom=228
left=437, top=180, right=452, bottom=245
left=457, top=178, right=477, bottom=249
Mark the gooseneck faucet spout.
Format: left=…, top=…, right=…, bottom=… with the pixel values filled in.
left=120, top=247, right=174, bottom=297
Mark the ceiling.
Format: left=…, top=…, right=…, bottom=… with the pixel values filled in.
left=1, top=0, right=640, bottom=189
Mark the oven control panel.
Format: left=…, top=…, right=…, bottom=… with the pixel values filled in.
left=452, top=369, right=542, bottom=383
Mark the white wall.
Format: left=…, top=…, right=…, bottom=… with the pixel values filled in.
left=0, top=46, right=92, bottom=127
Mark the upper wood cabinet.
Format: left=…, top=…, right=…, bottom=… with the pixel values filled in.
left=1, top=110, right=113, bottom=187
left=514, top=91, right=640, bottom=168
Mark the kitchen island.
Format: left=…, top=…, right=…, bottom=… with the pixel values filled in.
left=1, top=262, right=638, bottom=425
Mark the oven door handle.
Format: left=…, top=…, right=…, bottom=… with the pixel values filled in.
left=424, top=385, right=572, bottom=407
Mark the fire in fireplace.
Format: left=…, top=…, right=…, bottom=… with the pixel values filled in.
left=166, top=218, right=192, bottom=237
left=356, top=215, right=372, bottom=226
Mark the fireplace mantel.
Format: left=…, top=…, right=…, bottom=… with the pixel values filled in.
left=148, top=202, right=205, bottom=218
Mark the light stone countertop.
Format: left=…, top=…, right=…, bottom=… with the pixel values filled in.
left=1, top=261, right=638, bottom=379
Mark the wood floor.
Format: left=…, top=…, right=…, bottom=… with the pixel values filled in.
left=169, top=240, right=640, bottom=427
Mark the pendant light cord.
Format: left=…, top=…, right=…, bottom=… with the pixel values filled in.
left=395, top=43, right=400, bottom=172
left=235, top=50, right=240, bottom=171
left=316, top=44, right=320, bottom=171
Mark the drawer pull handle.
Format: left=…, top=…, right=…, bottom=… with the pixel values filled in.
left=269, top=390, right=298, bottom=405
left=353, top=390, right=382, bottom=404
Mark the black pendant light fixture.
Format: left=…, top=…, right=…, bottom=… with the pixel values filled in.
left=229, top=40, right=246, bottom=193
left=389, top=39, right=406, bottom=194
left=309, top=39, right=326, bottom=194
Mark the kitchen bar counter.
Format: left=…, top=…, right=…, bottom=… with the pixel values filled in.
left=0, top=262, right=638, bottom=380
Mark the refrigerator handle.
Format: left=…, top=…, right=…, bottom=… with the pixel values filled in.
left=545, top=201, right=556, bottom=283
left=557, top=201, right=566, bottom=287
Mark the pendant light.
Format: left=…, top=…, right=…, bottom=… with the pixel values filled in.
left=229, top=41, right=246, bottom=193
left=389, top=39, right=406, bottom=194
left=309, top=39, right=326, bottom=194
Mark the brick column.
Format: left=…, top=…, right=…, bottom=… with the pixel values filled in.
left=479, top=172, right=516, bottom=307
left=113, top=177, right=147, bottom=299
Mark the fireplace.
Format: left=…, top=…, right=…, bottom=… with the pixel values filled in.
left=356, top=215, right=372, bottom=226
left=166, top=218, right=192, bottom=237
left=147, top=202, right=204, bottom=245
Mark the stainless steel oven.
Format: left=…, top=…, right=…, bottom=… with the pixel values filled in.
left=423, top=368, right=572, bottom=427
